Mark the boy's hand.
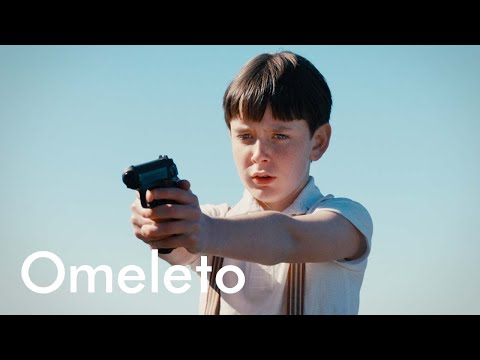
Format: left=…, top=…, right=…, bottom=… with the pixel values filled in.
left=130, top=179, right=209, bottom=254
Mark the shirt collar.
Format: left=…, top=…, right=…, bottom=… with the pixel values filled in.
left=234, top=176, right=324, bottom=216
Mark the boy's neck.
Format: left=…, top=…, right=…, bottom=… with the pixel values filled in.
left=256, top=176, right=311, bottom=212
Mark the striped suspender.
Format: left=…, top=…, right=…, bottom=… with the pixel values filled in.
left=286, top=263, right=305, bottom=315
left=204, top=256, right=224, bottom=315
left=204, top=257, right=305, bottom=315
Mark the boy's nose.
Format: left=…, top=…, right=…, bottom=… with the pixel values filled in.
left=251, top=140, right=270, bottom=164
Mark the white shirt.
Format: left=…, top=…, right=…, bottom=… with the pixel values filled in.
left=193, top=176, right=373, bottom=315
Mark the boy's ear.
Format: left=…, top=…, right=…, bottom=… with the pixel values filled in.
left=310, top=123, right=331, bottom=161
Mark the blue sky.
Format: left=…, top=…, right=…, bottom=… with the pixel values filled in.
left=1, top=45, right=479, bottom=314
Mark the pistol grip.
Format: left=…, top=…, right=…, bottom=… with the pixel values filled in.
left=139, top=188, right=174, bottom=254
left=140, top=189, right=149, bottom=208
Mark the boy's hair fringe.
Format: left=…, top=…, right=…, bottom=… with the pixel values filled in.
left=223, top=51, right=332, bottom=137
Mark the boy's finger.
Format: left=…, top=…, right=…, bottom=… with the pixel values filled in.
left=150, top=234, right=185, bottom=252
left=145, top=180, right=191, bottom=203
left=141, top=220, right=195, bottom=238
left=148, top=187, right=198, bottom=205
left=146, top=190, right=154, bottom=202
left=176, top=179, right=191, bottom=191
left=131, top=213, right=155, bottom=227
left=142, top=203, right=199, bottom=221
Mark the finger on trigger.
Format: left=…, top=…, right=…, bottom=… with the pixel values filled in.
left=176, top=179, right=191, bottom=191
left=146, top=190, right=153, bottom=202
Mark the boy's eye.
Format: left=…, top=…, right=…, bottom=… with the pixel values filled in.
left=237, top=134, right=253, bottom=140
left=273, top=134, right=289, bottom=140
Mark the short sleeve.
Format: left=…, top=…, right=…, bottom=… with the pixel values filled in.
left=312, top=197, right=373, bottom=271
left=200, top=203, right=230, bottom=218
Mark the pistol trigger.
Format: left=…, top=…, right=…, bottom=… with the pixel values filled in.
left=140, top=189, right=148, bottom=208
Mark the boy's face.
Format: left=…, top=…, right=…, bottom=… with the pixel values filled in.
left=230, top=105, right=329, bottom=212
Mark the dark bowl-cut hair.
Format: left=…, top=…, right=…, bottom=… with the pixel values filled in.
left=223, top=51, right=332, bottom=137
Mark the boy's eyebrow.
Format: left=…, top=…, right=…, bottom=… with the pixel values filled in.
left=232, top=124, right=295, bottom=132
left=231, top=125, right=251, bottom=131
left=269, top=125, right=295, bottom=132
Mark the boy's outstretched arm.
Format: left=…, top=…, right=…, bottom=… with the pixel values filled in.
left=203, top=210, right=366, bottom=265
left=133, top=182, right=367, bottom=266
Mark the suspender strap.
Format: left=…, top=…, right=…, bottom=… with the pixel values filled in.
left=286, top=262, right=305, bottom=315
left=204, top=257, right=305, bottom=315
left=204, top=256, right=224, bottom=315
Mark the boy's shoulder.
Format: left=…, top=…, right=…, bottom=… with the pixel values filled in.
left=312, top=194, right=369, bottom=212
left=310, top=194, right=373, bottom=242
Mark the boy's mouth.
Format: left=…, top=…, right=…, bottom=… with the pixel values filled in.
left=251, top=174, right=276, bottom=185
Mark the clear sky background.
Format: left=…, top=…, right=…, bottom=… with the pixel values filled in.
left=1, top=45, right=479, bottom=314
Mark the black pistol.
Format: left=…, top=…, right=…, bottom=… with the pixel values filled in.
left=122, top=155, right=179, bottom=254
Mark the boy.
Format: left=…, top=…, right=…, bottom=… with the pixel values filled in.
left=130, top=51, right=373, bottom=315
